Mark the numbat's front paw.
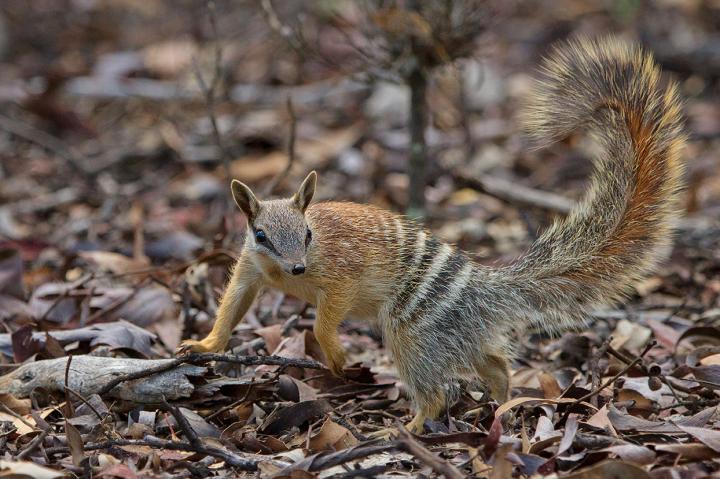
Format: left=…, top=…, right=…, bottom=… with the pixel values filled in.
left=325, top=351, right=347, bottom=378
left=176, top=339, right=223, bottom=355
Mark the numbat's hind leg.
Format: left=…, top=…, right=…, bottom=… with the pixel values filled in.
left=478, top=353, right=511, bottom=402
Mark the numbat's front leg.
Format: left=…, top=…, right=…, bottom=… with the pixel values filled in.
left=177, top=255, right=260, bottom=354
left=313, top=290, right=349, bottom=376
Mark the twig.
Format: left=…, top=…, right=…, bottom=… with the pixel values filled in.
left=192, top=0, right=232, bottom=182
left=16, top=428, right=50, bottom=460
left=560, top=340, right=656, bottom=423
left=63, top=354, right=73, bottom=418
left=263, top=96, right=297, bottom=196
left=281, top=441, right=394, bottom=473
left=64, top=387, right=104, bottom=422
left=96, top=353, right=325, bottom=397
left=162, top=398, right=201, bottom=449
left=589, top=337, right=612, bottom=408
left=406, top=62, right=428, bottom=220
left=396, top=424, right=465, bottom=479
left=331, top=413, right=368, bottom=442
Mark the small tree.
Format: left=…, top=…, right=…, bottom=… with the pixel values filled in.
left=262, top=0, right=501, bottom=219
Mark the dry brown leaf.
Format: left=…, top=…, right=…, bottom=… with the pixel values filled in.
left=65, top=420, right=84, bottom=467
left=0, top=393, right=30, bottom=415
left=538, top=371, right=562, bottom=399
left=307, top=417, right=358, bottom=452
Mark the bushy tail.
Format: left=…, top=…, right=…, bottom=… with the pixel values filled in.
left=492, top=37, right=685, bottom=333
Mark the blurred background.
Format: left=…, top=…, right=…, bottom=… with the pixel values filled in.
left=0, top=0, right=719, bottom=348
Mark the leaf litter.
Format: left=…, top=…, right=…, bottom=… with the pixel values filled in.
left=0, top=1, right=719, bottom=477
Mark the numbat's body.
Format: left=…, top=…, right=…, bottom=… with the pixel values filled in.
left=179, top=37, right=685, bottom=433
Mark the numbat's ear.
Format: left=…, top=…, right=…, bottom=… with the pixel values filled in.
left=294, top=171, right=317, bottom=213
left=231, top=180, right=260, bottom=220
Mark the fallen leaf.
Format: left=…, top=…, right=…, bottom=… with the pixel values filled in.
left=0, top=459, right=64, bottom=479
left=0, top=321, right=156, bottom=358
left=260, top=400, right=332, bottom=435
left=559, top=460, right=653, bottom=478
left=308, top=417, right=358, bottom=452
left=611, top=319, right=652, bottom=351
left=538, top=371, right=563, bottom=399
left=600, top=445, right=656, bottom=465
left=92, top=285, right=176, bottom=327
left=97, top=463, right=139, bottom=479
left=674, top=424, right=720, bottom=452
left=65, top=420, right=84, bottom=467
left=608, top=404, right=716, bottom=433
left=690, top=364, right=720, bottom=387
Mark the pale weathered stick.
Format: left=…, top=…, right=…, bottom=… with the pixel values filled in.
left=452, top=171, right=574, bottom=214
left=0, top=356, right=206, bottom=402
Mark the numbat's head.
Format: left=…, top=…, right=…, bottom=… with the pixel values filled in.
left=231, top=171, right=316, bottom=276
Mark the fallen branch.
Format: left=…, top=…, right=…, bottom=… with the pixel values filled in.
left=96, top=352, right=325, bottom=397
left=161, top=398, right=201, bottom=449
left=452, top=171, right=574, bottom=214
left=0, top=355, right=206, bottom=402
left=279, top=441, right=395, bottom=474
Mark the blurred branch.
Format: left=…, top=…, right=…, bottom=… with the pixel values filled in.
left=451, top=171, right=574, bottom=214
left=0, top=113, right=91, bottom=180
left=263, top=96, right=297, bottom=196
left=192, top=0, right=232, bottom=183
left=407, top=65, right=429, bottom=219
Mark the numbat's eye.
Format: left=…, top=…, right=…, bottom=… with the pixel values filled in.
left=306, top=228, right=312, bottom=245
left=255, top=229, right=267, bottom=243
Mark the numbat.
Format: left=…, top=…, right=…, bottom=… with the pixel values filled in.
left=179, top=37, right=685, bottom=434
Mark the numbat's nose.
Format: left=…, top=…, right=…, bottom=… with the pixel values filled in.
left=291, top=264, right=306, bottom=275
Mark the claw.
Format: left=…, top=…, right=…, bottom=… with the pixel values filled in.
left=175, top=339, right=218, bottom=355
